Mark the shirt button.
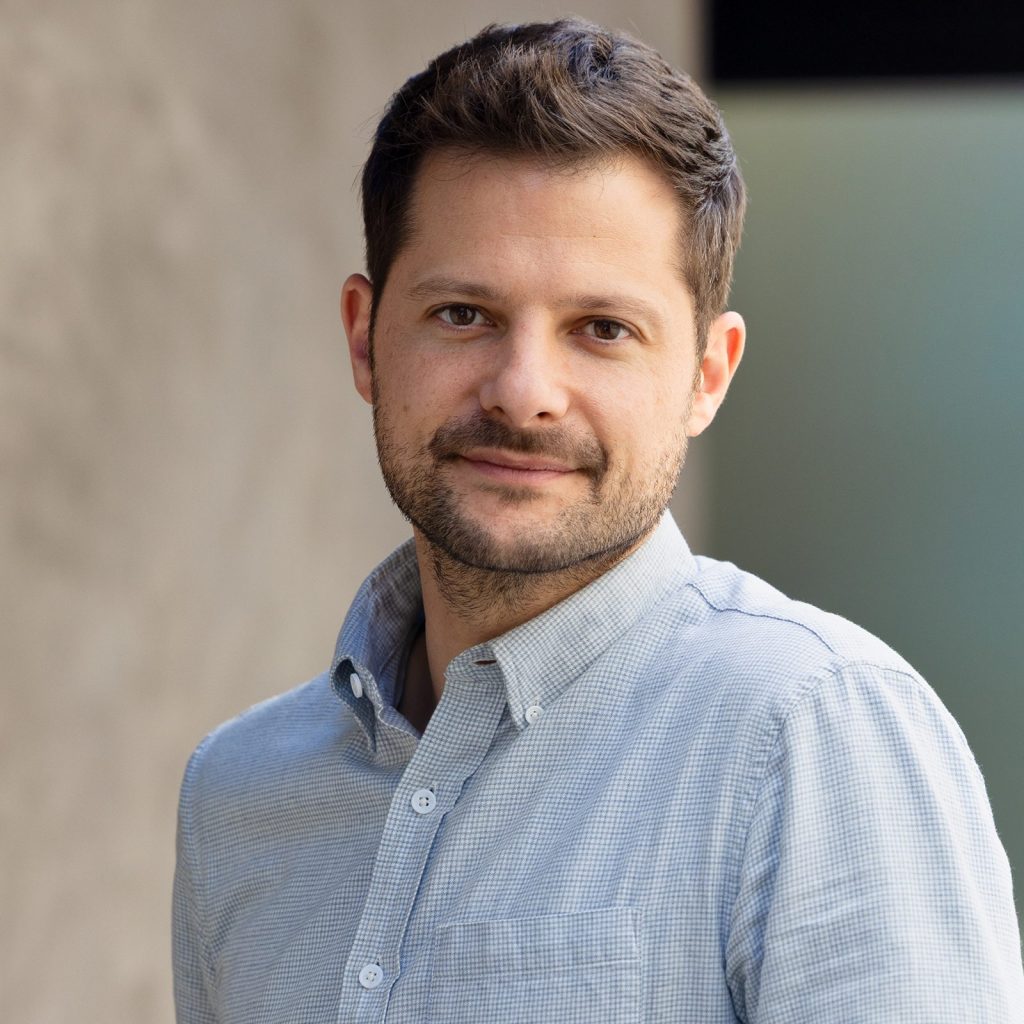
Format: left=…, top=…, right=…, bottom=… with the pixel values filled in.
left=358, top=963, right=383, bottom=989
left=349, top=672, right=363, bottom=699
left=410, top=788, right=436, bottom=815
left=525, top=704, right=543, bottom=724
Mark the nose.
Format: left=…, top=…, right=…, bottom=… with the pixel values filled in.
left=477, top=323, right=570, bottom=428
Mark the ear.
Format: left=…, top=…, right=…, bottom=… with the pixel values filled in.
left=341, top=273, right=374, bottom=405
left=686, top=311, right=745, bottom=437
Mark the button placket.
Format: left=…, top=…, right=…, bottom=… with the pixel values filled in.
left=338, top=661, right=508, bottom=1022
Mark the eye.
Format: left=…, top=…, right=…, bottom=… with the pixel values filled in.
left=578, top=318, right=633, bottom=343
left=436, top=304, right=487, bottom=328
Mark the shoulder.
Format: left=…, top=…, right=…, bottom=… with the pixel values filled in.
left=670, top=559, right=997, bottom=883
left=690, top=553, right=911, bottom=671
left=629, top=553, right=967, bottom=778
left=178, top=672, right=355, bottom=813
left=667, top=554, right=925, bottom=702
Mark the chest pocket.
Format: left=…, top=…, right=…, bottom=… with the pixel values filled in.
left=429, top=907, right=642, bottom=1024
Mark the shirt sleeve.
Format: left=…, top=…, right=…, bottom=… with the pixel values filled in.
left=725, top=660, right=1024, bottom=1023
left=172, top=744, right=218, bottom=1024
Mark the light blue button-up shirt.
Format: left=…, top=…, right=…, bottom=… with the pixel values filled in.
left=173, top=514, right=1023, bottom=1022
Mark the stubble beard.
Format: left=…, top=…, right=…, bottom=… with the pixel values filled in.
left=371, top=393, right=688, bottom=618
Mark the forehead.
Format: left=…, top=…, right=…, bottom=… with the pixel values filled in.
left=407, top=148, right=678, bottom=229
left=392, top=149, right=690, bottom=304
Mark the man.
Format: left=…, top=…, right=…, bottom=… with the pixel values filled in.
left=173, top=20, right=1022, bottom=1023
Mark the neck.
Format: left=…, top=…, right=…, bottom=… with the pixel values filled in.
left=412, top=529, right=644, bottom=706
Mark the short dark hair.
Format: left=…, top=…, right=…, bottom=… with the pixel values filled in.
left=360, top=19, right=746, bottom=350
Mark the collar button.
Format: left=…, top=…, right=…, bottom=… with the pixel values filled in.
left=349, top=672, right=364, bottom=699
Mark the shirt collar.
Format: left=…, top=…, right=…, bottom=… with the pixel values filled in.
left=447, top=513, right=696, bottom=728
left=330, top=538, right=423, bottom=743
left=331, top=513, right=696, bottom=737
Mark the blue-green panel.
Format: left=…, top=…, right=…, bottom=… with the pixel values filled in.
left=709, top=89, right=1024, bottom=920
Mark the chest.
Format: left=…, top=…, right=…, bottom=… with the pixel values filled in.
left=213, top=702, right=752, bottom=1024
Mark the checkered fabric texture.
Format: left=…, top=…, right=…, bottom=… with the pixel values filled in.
left=173, top=515, right=1023, bottom=1022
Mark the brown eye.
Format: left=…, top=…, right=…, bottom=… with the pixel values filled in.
left=588, top=319, right=629, bottom=342
left=439, top=305, right=480, bottom=327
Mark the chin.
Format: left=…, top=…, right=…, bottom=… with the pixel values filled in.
left=420, top=509, right=645, bottom=576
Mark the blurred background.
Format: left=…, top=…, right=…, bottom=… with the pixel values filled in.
left=2, top=1, right=1020, bottom=1019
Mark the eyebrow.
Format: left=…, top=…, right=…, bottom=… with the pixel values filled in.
left=407, top=277, right=505, bottom=303
left=406, top=276, right=666, bottom=329
left=571, top=293, right=666, bottom=330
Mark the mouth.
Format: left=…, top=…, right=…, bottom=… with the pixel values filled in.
left=428, top=416, right=607, bottom=485
left=456, top=448, right=577, bottom=485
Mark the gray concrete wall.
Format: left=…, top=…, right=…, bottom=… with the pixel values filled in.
left=1, top=2, right=701, bottom=1020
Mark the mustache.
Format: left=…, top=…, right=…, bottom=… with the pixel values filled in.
left=428, top=415, right=607, bottom=478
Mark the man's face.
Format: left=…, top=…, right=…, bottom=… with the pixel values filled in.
left=350, top=151, right=713, bottom=573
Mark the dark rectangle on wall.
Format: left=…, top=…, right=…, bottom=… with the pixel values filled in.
left=709, top=0, right=1024, bottom=81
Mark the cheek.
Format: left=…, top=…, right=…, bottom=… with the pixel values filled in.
left=601, top=370, right=686, bottom=442
left=618, top=388, right=690, bottom=469
left=375, top=348, right=478, bottom=437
